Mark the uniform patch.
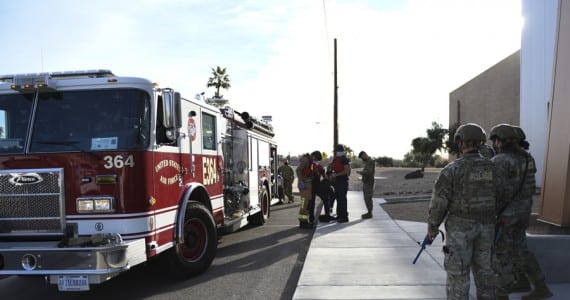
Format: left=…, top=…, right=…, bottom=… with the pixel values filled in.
left=469, top=170, right=493, bottom=181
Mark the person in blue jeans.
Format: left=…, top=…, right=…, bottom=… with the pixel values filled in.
left=329, top=144, right=351, bottom=223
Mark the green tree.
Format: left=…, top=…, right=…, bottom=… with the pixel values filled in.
left=402, top=150, right=423, bottom=168
left=409, top=122, right=448, bottom=168
left=207, top=66, right=231, bottom=98
left=426, top=121, right=448, bottom=151
left=375, top=156, right=393, bottom=167
left=444, top=123, right=460, bottom=156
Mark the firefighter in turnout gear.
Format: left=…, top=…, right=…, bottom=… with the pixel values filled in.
left=427, top=123, right=501, bottom=300
left=308, top=151, right=325, bottom=225
left=297, top=153, right=314, bottom=228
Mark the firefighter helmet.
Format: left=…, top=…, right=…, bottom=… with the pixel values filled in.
left=489, top=124, right=518, bottom=141
left=454, top=123, right=486, bottom=142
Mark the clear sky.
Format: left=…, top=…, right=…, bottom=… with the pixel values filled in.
left=0, top=0, right=522, bottom=159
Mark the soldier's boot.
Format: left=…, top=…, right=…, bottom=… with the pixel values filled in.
left=496, top=295, right=509, bottom=300
left=361, top=212, right=372, bottom=219
left=508, top=277, right=532, bottom=293
left=521, top=281, right=553, bottom=300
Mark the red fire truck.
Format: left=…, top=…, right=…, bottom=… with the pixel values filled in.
left=0, top=70, right=280, bottom=291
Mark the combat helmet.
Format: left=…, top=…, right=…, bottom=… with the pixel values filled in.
left=489, top=123, right=518, bottom=141
left=454, top=123, right=486, bottom=142
left=512, top=125, right=530, bottom=150
left=512, top=125, right=526, bottom=140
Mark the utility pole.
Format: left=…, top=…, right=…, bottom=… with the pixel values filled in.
left=333, top=38, right=338, bottom=151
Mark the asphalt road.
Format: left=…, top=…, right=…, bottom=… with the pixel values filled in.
left=0, top=201, right=312, bottom=300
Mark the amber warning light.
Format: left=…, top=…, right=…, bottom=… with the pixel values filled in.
left=9, top=74, right=56, bottom=92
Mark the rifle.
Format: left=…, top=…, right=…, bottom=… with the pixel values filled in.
left=413, top=230, right=444, bottom=264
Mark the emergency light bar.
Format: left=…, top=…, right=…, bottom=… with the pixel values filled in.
left=0, top=69, right=115, bottom=92
left=9, top=74, right=55, bottom=92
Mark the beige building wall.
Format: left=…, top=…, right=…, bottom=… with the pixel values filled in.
left=449, top=50, right=520, bottom=140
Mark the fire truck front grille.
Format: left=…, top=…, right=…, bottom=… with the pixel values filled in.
left=0, top=168, right=65, bottom=237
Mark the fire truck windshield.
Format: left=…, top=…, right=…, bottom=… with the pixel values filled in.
left=0, top=89, right=150, bottom=154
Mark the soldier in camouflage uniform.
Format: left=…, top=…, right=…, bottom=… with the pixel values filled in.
left=357, top=151, right=375, bottom=219
left=278, top=160, right=295, bottom=203
left=490, top=124, right=553, bottom=300
left=427, top=123, right=500, bottom=300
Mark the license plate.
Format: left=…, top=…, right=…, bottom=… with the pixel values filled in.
left=57, top=275, right=90, bottom=291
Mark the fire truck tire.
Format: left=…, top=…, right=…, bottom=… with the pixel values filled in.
left=249, top=186, right=270, bottom=225
left=165, top=201, right=217, bottom=278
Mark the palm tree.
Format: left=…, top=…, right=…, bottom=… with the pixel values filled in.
left=207, top=66, right=231, bottom=98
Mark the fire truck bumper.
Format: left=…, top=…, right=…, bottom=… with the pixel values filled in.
left=0, top=238, right=147, bottom=290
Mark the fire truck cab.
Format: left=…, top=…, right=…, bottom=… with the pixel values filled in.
left=0, top=70, right=280, bottom=291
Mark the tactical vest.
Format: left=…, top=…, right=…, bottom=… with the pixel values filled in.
left=447, top=154, right=497, bottom=223
left=492, top=151, right=536, bottom=216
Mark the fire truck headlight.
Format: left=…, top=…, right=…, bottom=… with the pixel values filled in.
left=94, top=198, right=113, bottom=211
left=77, top=197, right=115, bottom=213
left=77, top=199, right=94, bottom=212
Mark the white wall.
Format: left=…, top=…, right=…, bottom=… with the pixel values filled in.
left=520, top=0, right=558, bottom=187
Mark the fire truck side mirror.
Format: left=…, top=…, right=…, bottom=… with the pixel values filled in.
left=173, top=92, right=182, bottom=128
left=162, top=89, right=182, bottom=141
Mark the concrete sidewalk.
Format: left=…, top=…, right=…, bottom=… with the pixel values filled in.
left=293, top=191, right=570, bottom=300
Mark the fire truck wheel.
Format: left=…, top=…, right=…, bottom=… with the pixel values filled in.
left=166, top=201, right=217, bottom=278
left=249, top=186, right=270, bottom=226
